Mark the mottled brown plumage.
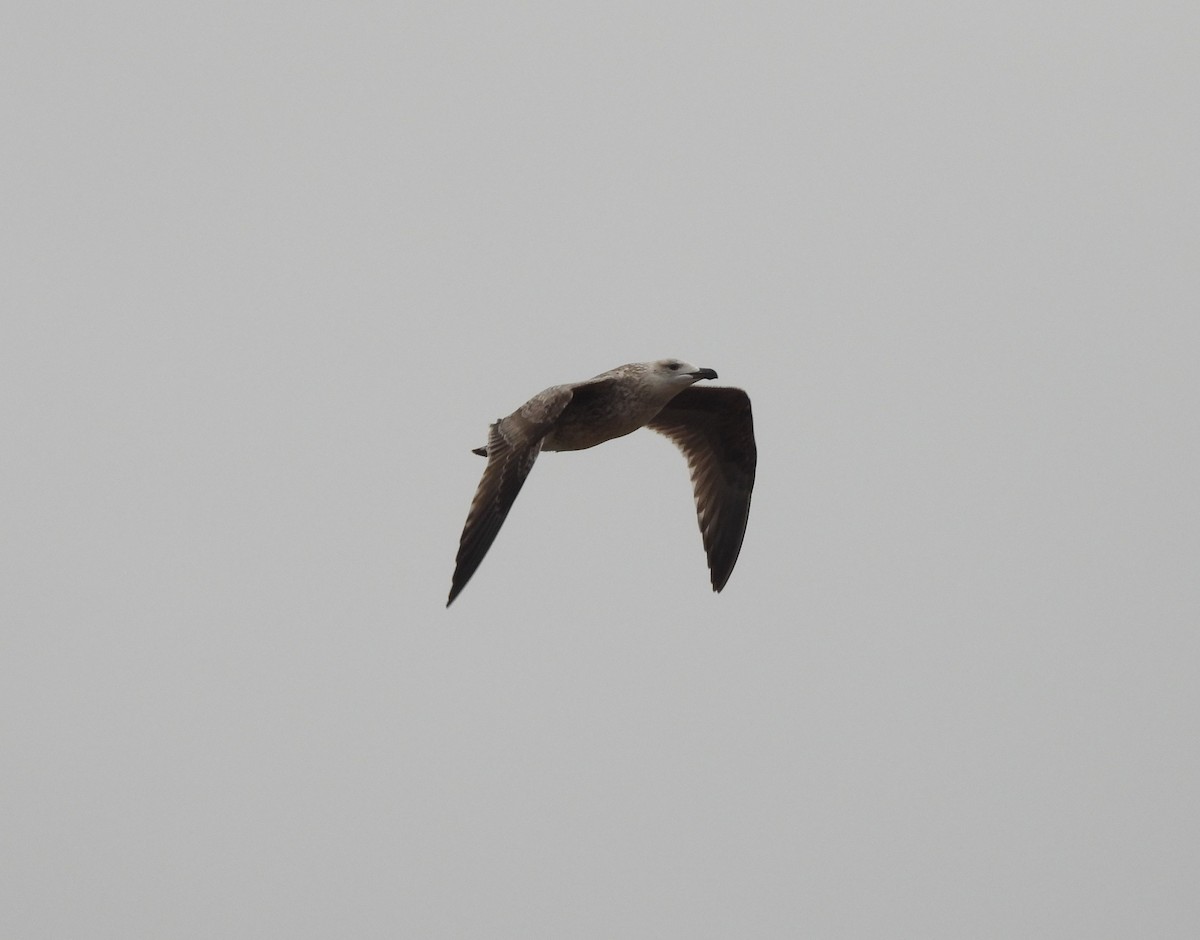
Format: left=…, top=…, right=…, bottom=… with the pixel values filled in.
left=447, top=359, right=756, bottom=606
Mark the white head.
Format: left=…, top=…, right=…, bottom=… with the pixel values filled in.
left=644, top=358, right=719, bottom=388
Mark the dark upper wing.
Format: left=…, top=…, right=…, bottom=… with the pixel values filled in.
left=647, top=386, right=756, bottom=592
left=447, top=386, right=573, bottom=606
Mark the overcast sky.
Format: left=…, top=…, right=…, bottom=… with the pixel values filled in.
left=4, top=2, right=1199, bottom=937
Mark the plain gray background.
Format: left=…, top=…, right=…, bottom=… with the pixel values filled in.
left=4, top=2, right=1198, bottom=937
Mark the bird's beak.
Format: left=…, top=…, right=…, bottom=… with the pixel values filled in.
left=690, top=368, right=718, bottom=381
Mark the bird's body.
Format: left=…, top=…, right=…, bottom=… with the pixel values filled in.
left=447, top=359, right=756, bottom=606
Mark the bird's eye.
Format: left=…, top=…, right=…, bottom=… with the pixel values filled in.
left=667, top=362, right=681, bottom=370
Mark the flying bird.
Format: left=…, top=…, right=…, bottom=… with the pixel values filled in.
left=447, top=359, right=756, bottom=606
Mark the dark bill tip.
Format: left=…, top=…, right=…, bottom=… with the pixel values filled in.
left=692, top=368, right=718, bottom=380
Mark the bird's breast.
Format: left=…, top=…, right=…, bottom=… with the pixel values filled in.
left=542, top=400, right=662, bottom=452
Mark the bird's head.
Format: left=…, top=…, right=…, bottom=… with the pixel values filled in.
left=647, top=359, right=719, bottom=388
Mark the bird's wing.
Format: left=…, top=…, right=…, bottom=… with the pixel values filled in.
left=647, top=386, right=756, bottom=591
left=447, top=386, right=574, bottom=606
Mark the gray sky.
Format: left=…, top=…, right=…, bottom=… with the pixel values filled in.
left=4, top=2, right=1199, bottom=937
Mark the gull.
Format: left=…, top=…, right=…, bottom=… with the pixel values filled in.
left=447, top=359, right=756, bottom=606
